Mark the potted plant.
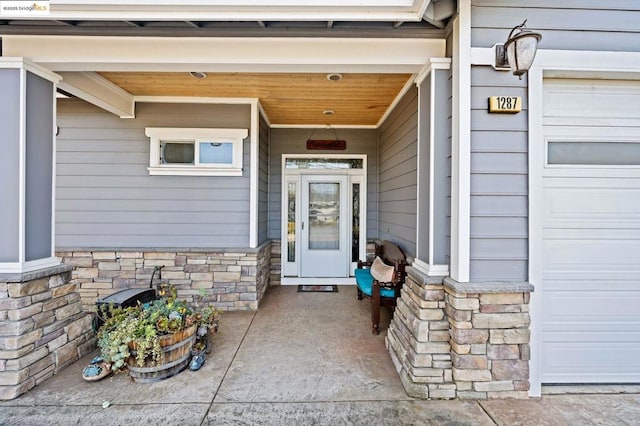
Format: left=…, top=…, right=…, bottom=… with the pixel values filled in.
left=96, top=286, right=221, bottom=380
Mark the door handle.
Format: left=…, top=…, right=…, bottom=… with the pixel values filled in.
left=301, top=221, right=304, bottom=230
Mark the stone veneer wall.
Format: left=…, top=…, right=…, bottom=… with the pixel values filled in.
left=386, top=267, right=534, bottom=399
left=447, top=280, right=532, bottom=399
left=57, top=241, right=271, bottom=312
left=0, top=265, right=95, bottom=400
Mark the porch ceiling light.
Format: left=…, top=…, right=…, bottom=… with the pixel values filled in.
left=494, top=20, right=542, bottom=79
left=189, top=71, right=208, bottom=79
left=326, top=73, right=343, bottom=82
left=323, top=109, right=335, bottom=116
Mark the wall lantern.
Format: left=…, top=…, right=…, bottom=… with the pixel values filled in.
left=494, top=20, right=542, bottom=78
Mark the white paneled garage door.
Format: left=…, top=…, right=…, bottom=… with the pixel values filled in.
left=541, top=79, right=640, bottom=383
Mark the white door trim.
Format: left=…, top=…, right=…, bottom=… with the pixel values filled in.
left=280, top=154, right=367, bottom=282
left=528, top=52, right=640, bottom=397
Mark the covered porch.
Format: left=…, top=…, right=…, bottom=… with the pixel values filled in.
left=1, top=286, right=637, bottom=424
left=0, top=1, right=536, bottom=402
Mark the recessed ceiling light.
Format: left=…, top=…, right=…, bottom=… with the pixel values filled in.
left=323, top=109, right=335, bottom=116
left=326, top=73, right=343, bottom=82
left=189, top=71, right=208, bottom=79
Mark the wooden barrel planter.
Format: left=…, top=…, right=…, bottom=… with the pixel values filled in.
left=127, top=324, right=196, bottom=383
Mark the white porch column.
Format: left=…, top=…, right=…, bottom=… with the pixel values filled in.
left=450, top=0, right=472, bottom=282
left=414, top=58, right=452, bottom=277
left=0, top=58, right=60, bottom=274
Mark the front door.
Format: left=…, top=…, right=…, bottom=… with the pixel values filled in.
left=300, top=175, right=349, bottom=277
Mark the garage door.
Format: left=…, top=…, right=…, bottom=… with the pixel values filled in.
left=541, top=79, right=640, bottom=383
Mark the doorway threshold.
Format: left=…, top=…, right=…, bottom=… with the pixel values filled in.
left=281, top=277, right=356, bottom=286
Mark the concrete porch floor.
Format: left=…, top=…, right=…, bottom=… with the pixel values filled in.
left=0, top=285, right=638, bottom=425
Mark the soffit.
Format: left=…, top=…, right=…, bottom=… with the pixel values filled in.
left=98, top=72, right=412, bottom=126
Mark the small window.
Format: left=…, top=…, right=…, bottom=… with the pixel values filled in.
left=146, top=128, right=248, bottom=176
left=548, top=140, right=640, bottom=166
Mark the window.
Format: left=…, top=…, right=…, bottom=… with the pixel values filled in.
left=146, top=127, right=248, bottom=176
left=547, top=140, right=640, bottom=166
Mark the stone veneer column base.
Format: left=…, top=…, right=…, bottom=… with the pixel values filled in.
left=386, top=267, right=455, bottom=399
left=57, top=241, right=272, bottom=312
left=386, top=266, right=534, bottom=400
left=445, top=278, right=534, bottom=399
left=0, top=265, right=95, bottom=400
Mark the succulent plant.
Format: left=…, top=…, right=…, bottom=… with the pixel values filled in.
left=96, top=286, right=221, bottom=372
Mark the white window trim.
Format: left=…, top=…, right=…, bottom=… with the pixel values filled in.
left=145, top=127, right=248, bottom=176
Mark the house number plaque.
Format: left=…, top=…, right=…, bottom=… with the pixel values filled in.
left=488, top=96, right=522, bottom=113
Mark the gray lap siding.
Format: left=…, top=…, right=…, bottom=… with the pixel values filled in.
left=468, top=0, right=640, bottom=281
left=56, top=99, right=253, bottom=249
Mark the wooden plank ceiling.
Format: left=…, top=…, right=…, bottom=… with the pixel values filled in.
left=98, top=72, right=412, bottom=126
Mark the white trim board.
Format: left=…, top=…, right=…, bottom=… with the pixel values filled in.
left=249, top=100, right=260, bottom=248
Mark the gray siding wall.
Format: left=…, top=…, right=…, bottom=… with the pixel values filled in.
left=257, top=113, right=269, bottom=245
left=0, top=69, right=21, bottom=262
left=378, top=87, right=418, bottom=258
left=433, top=70, right=452, bottom=265
left=469, top=68, right=528, bottom=281
left=56, top=99, right=252, bottom=248
left=268, top=128, right=378, bottom=240
left=417, top=70, right=452, bottom=266
left=25, top=72, right=54, bottom=261
left=468, top=1, right=640, bottom=281
left=417, top=77, right=431, bottom=262
left=471, top=0, right=640, bottom=52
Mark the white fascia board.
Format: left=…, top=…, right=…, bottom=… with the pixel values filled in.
left=2, top=36, right=445, bottom=73
left=42, top=0, right=431, bottom=21
left=58, top=71, right=135, bottom=118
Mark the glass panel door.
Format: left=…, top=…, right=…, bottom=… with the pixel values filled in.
left=300, top=175, right=349, bottom=278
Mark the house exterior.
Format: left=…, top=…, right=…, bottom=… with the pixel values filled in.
left=1, top=0, right=639, bottom=401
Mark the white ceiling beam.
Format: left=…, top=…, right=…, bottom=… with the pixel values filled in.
left=3, top=36, right=445, bottom=73
left=58, top=71, right=135, bottom=118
